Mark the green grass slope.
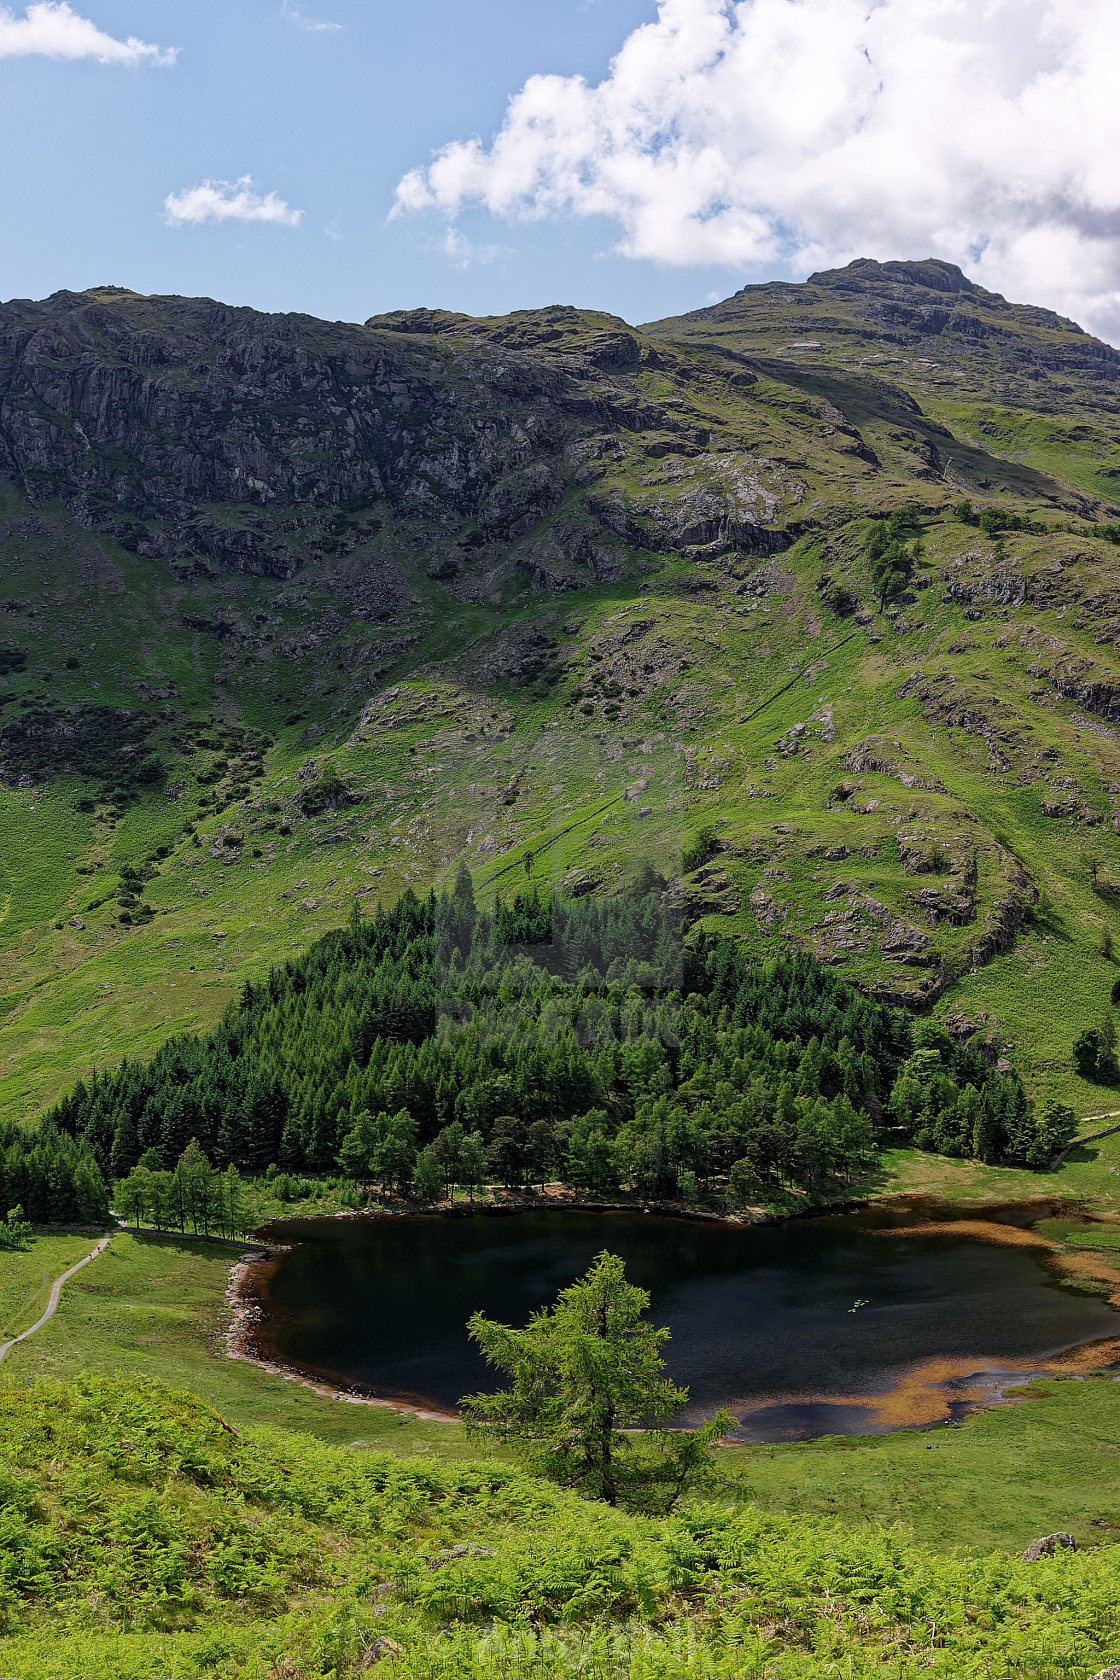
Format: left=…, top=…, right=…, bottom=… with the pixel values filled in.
left=1, top=1372, right=1119, bottom=1679
left=1, top=262, right=1119, bottom=1124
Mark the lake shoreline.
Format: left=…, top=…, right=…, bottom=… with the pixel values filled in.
left=225, top=1192, right=1120, bottom=1430
left=225, top=1249, right=460, bottom=1421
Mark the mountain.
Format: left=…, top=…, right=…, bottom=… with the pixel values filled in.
left=0, top=259, right=1118, bottom=1119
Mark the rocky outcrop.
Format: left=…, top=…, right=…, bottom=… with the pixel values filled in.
left=966, top=864, right=1038, bottom=968
left=0, top=295, right=610, bottom=578
left=1041, top=664, right=1120, bottom=725
left=0, top=290, right=595, bottom=576
left=895, top=671, right=1022, bottom=771
left=675, top=865, right=742, bottom=919
left=1023, top=1533, right=1076, bottom=1561
left=453, top=623, right=559, bottom=689
left=0, top=291, right=809, bottom=587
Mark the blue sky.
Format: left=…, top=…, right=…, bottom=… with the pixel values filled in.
left=2, top=1, right=1119, bottom=340
left=1, top=0, right=726, bottom=324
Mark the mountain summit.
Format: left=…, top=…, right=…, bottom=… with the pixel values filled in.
left=0, top=263, right=1116, bottom=1115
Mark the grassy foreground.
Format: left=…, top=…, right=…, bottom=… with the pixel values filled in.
left=3, top=1223, right=1120, bottom=1555
left=3, top=1207, right=1120, bottom=1677
left=0, top=1372, right=1119, bottom=1680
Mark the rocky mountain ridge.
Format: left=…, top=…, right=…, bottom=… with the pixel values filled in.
left=0, top=288, right=791, bottom=584
left=0, top=259, right=1119, bottom=1119
left=652, top=257, right=1120, bottom=416
left=4, top=261, right=1112, bottom=593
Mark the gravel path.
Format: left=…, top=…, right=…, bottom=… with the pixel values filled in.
left=0, top=1233, right=113, bottom=1366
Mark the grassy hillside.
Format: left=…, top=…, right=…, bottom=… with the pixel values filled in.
left=2, top=263, right=1120, bottom=1129
left=1, top=488, right=1119, bottom=1123
left=3, top=1162, right=1120, bottom=1675
left=0, top=1366, right=1118, bottom=1679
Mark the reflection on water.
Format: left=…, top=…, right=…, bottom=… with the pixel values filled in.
left=251, top=1203, right=1120, bottom=1441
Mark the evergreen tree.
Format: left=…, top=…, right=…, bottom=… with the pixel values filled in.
left=0, top=1205, right=33, bottom=1250
left=109, top=1113, right=140, bottom=1180
left=174, top=1139, right=217, bottom=1235
left=1073, top=1028, right=1107, bottom=1081
left=115, top=1167, right=152, bottom=1230
left=487, top=1115, right=528, bottom=1189
left=728, top=1156, right=762, bottom=1209
left=431, top=1120, right=464, bottom=1199
left=220, top=1165, right=249, bottom=1237
left=337, top=1111, right=378, bottom=1186
left=1026, top=1100, right=1078, bottom=1168
left=458, top=1131, right=486, bottom=1203
left=463, top=1252, right=733, bottom=1511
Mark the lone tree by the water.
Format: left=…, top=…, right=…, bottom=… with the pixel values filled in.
left=461, top=1250, right=733, bottom=1512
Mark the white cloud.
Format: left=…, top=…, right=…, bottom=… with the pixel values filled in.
left=394, top=0, right=1120, bottom=342
left=440, top=226, right=507, bottom=269
left=164, top=177, right=304, bottom=228
left=0, top=1, right=175, bottom=64
left=281, top=0, right=340, bottom=32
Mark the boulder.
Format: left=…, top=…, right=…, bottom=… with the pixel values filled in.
left=364, top=1637, right=404, bottom=1661
left=560, top=868, right=597, bottom=898
left=1023, top=1532, right=1076, bottom=1561
left=430, top=1543, right=493, bottom=1568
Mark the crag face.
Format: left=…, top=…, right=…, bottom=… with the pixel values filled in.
left=0, top=260, right=1118, bottom=1117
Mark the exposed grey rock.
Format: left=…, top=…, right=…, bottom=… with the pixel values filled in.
left=455, top=623, right=558, bottom=688
left=0, top=289, right=816, bottom=598
left=364, top=1637, right=404, bottom=1660
left=0, top=293, right=645, bottom=581
left=1023, top=1532, right=1076, bottom=1561
left=664, top=866, right=741, bottom=921
left=430, top=1543, right=494, bottom=1568
left=560, top=868, right=597, bottom=898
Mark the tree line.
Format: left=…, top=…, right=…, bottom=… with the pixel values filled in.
left=38, top=867, right=1070, bottom=1209
left=115, top=1138, right=249, bottom=1238
left=0, top=1117, right=252, bottom=1240
left=0, top=1121, right=110, bottom=1226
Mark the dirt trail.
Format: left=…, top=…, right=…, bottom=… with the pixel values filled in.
left=0, top=1233, right=112, bottom=1366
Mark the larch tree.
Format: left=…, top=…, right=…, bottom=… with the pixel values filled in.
left=461, top=1250, right=733, bottom=1512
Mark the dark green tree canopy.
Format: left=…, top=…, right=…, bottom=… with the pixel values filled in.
left=39, top=876, right=1045, bottom=1204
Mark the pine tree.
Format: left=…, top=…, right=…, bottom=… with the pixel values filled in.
left=0, top=1204, right=33, bottom=1251
left=728, top=1156, right=762, bottom=1208
left=459, top=1131, right=486, bottom=1203
left=109, top=1112, right=140, bottom=1180
left=115, top=1167, right=153, bottom=1229
left=337, top=1110, right=378, bottom=1184
left=971, top=1090, right=1002, bottom=1164
left=174, top=1139, right=217, bottom=1235
left=220, top=1165, right=249, bottom=1237
left=412, top=1145, right=443, bottom=1203
left=73, top=1158, right=110, bottom=1225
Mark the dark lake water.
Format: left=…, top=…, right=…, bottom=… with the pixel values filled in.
left=251, top=1203, right=1120, bottom=1441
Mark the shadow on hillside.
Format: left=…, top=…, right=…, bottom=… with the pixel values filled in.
left=1030, top=902, right=1075, bottom=943
left=121, top=1225, right=259, bottom=1256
